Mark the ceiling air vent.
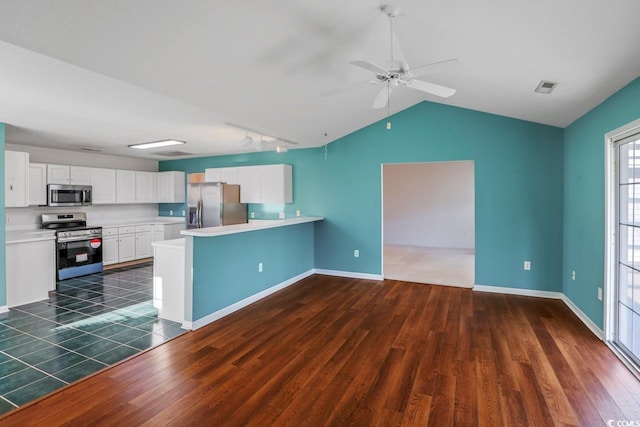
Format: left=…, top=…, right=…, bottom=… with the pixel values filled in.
left=535, top=80, right=558, bottom=94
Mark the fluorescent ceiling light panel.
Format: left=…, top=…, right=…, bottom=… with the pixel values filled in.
left=128, top=139, right=186, bottom=150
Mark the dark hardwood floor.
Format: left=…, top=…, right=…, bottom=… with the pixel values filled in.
left=2, top=274, right=639, bottom=426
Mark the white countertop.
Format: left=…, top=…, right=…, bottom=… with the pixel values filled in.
left=181, top=217, right=323, bottom=238
left=6, top=216, right=185, bottom=244
left=6, top=230, right=56, bottom=245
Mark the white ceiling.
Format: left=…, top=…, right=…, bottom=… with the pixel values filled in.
left=0, top=0, right=639, bottom=160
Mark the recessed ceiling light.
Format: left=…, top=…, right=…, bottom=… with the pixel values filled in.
left=535, top=80, right=558, bottom=94
left=128, top=139, right=186, bottom=150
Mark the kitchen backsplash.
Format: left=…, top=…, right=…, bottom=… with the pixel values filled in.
left=5, top=204, right=159, bottom=230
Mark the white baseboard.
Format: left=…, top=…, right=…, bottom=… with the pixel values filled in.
left=0, top=305, right=8, bottom=314
left=313, top=269, right=383, bottom=281
left=473, top=284, right=564, bottom=300
left=190, top=269, right=315, bottom=330
left=473, top=284, right=605, bottom=340
left=561, top=295, right=604, bottom=339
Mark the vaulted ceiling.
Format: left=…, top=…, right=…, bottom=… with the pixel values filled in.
left=1, top=0, right=639, bottom=159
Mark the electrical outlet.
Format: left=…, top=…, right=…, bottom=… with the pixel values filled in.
left=571, top=270, right=576, bottom=281
left=182, top=210, right=185, bottom=216
left=258, top=262, right=263, bottom=273
left=354, top=249, right=359, bottom=258
left=524, top=261, right=531, bottom=270
left=296, top=210, right=301, bottom=217
left=279, top=212, right=285, bottom=219
left=598, top=287, right=603, bottom=301
left=169, top=210, right=173, bottom=216
left=251, top=212, right=255, bottom=219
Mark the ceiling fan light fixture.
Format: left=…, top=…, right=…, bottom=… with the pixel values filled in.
left=128, top=139, right=186, bottom=150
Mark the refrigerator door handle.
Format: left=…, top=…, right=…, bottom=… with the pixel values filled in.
left=198, top=199, right=203, bottom=228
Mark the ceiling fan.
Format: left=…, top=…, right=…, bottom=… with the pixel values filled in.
left=324, top=4, right=461, bottom=109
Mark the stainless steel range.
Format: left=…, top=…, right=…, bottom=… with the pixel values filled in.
left=41, top=212, right=103, bottom=281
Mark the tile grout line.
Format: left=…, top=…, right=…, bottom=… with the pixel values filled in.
left=0, top=263, right=184, bottom=413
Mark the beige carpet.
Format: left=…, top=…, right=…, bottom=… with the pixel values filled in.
left=383, top=244, right=475, bottom=288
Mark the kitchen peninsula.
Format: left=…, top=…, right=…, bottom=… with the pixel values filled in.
left=152, top=217, right=323, bottom=329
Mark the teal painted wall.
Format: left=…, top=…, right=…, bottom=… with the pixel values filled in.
left=0, top=123, right=5, bottom=307
left=563, top=76, right=640, bottom=328
left=163, top=101, right=565, bottom=292
left=191, top=222, right=314, bottom=321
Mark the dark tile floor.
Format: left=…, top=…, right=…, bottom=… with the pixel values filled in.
left=0, top=262, right=185, bottom=415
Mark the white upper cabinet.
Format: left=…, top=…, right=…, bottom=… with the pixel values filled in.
left=205, top=167, right=238, bottom=184
left=156, top=171, right=185, bottom=203
left=237, top=166, right=262, bottom=203
left=29, top=163, right=47, bottom=206
left=5, top=151, right=29, bottom=208
left=260, top=164, right=292, bottom=203
left=47, top=164, right=91, bottom=185
left=70, top=166, right=91, bottom=185
left=204, top=168, right=221, bottom=183
left=47, top=164, right=69, bottom=184
left=135, top=171, right=155, bottom=203
left=90, top=167, right=117, bottom=204
left=237, top=164, right=292, bottom=204
left=116, top=170, right=136, bottom=203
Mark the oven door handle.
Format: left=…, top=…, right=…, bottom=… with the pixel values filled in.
left=58, top=236, right=102, bottom=243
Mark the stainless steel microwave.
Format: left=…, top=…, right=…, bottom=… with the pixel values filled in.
left=47, top=184, right=92, bottom=206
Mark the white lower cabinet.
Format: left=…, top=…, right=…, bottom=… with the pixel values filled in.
left=117, top=226, right=136, bottom=262
left=152, top=223, right=185, bottom=243
left=103, top=235, right=119, bottom=266
left=6, top=239, right=56, bottom=307
left=135, top=225, right=152, bottom=258
left=104, top=222, right=182, bottom=266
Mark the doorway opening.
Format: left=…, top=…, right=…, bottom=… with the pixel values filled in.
left=382, top=161, right=475, bottom=288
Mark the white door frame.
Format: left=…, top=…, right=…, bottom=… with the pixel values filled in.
left=380, top=160, right=476, bottom=284
left=604, top=117, right=640, bottom=377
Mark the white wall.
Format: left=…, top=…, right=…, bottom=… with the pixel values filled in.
left=383, top=161, right=474, bottom=249
left=5, top=143, right=157, bottom=171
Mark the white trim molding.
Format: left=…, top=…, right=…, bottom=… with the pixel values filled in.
left=561, top=295, right=604, bottom=340
left=0, top=305, right=8, bottom=314
left=313, top=269, right=383, bottom=281
left=473, top=284, right=604, bottom=340
left=190, top=269, right=315, bottom=330
left=473, top=284, right=563, bottom=300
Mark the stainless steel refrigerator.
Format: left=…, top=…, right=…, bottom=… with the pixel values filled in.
left=187, top=177, right=247, bottom=229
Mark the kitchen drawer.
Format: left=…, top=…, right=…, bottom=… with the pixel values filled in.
left=154, top=224, right=164, bottom=232
left=118, top=226, right=135, bottom=234
left=103, top=227, right=119, bottom=237
left=135, top=224, right=152, bottom=233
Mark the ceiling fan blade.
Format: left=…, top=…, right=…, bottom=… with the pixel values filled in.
left=405, top=79, right=456, bottom=98
left=372, top=85, right=391, bottom=109
left=350, top=60, right=389, bottom=76
left=321, top=79, right=374, bottom=97
left=410, top=58, right=464, bottom=77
